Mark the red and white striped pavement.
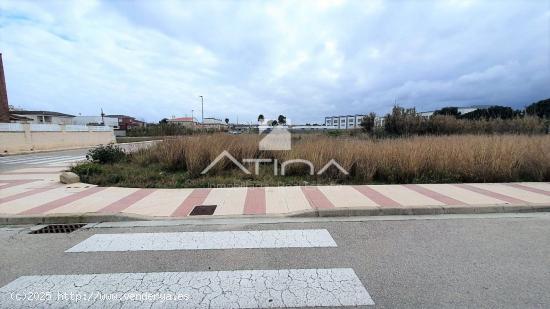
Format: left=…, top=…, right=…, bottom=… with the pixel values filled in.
left=1, top=167, right=550, bottom=218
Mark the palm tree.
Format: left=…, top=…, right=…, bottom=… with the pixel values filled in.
left=257, top=114, right=264, bottom=124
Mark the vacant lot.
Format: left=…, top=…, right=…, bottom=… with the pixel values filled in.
left=73, top=134, right=550, bottom=188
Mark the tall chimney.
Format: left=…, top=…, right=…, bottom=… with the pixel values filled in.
left=0, top=53, right=10, bottom=123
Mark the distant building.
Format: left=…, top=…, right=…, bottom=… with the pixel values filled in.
left=232, top=123, right=257, bottom=133
left=10, top=110, right=75, bottom=125
left=324, top=115, right=366, bottom=129
left=72, top=116, right=119, bottom=128
left=167, top=116, right=199, bottom=127
left=105, top=114, right=145, bottom=130
left=9, top=113, right=33, bottom=122
left=290, top=125, right=334, bottom=131
left=202, top=117, right=227, bottom=129
left=419, top=106, right=488, bottom=117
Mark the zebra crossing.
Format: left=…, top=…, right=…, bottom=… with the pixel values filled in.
left=0, top=154, right=87, bottom=166
left=0, top=229, right=375, bottom=308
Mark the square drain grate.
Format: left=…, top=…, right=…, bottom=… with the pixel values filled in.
left=189, top=205, right=217, bottom=216
left=29, top=224, right=86, bottom=234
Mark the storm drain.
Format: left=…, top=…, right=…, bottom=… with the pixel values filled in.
left=189, top=205, right=217, bottom=216
left=29, top=224, right=86, bottom=234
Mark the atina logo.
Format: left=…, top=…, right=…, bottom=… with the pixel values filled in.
left=201, top=118, right=349, bottom=176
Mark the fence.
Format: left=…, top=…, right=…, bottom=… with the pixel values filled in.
left=0, top=123, right=113, bottom=132
left=0, top=123, right=116, bottom=154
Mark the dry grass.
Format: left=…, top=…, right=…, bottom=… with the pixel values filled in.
left=129, top=133, right=550, bottom=184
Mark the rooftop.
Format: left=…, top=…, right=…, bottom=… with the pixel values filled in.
left=105, top=114, right=134, bottom=119
left=168, top=117, right=197, bottom=122
left=11, top=110, right=75, bottom=117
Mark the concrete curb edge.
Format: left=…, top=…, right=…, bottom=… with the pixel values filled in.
left=1, top=204, right=549, bottom=225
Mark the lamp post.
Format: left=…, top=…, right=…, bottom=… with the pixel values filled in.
left=199, top=95, right=204, bottom=124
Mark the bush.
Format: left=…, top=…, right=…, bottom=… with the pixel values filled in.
left=526, top=98, right=550, bottom=118
left=127, top=123, right=225, bottom=137
left=327, top=130, right=343, bottom=137
left=459, top=106, right=520, bottom=120
left=86, top=144, right=126, bottom=164
left=378, top=106, right=546, bottom=136
left=384, top=106, right=426, bottom=136
left=71, top=162, right=103, bottom=176
left=70, top=162, right=103, bottom=183
left=360, top=113, right=376, bottom=133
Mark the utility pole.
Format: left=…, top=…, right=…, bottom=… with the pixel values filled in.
left=191, top=109, right=194, bottom=129
left=199, top=95, right=204, bottom=124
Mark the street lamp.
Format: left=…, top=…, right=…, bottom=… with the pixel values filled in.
left=199, top=95, right=204, bottom=124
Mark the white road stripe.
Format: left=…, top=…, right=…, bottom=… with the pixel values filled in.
left=45, top=158, right=88, bottom=165
left=66, top=229, right=337, bottom=252
left=0, top=155, right=65, bottom=163
left=0, top=156, right=73, bottom=165
left=27, top=156, right=86, bottom=165
left=0, top=268, right=374, bottom=308
left=24, top=156, right=83, bottom=164
left=0, top=156, right=87, bottom=165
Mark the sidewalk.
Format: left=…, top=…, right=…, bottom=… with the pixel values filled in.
left=1, top=166, right=550, bottom=224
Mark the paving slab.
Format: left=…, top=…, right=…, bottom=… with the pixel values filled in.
left=1, top=167, right=549, bottom=223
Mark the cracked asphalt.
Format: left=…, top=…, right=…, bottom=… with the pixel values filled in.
left=1, top=214, right=549, bottom=308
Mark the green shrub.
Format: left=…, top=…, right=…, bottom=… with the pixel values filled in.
left=86, top=144, right=126, bottom=164
left=70, top=162, right=103, bottom=183
left=127, top=123, right=225, bottom=137
left=327, top=130, right=343, bottom=137
left=71, top=162, right=102, bottom=175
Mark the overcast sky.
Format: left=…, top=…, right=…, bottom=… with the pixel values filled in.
left=1, top=0, right=549, bottom=124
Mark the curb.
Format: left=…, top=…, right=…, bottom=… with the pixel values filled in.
left=1, top=204, right=549, bottom=225
left=0, top=213, right=150, bottom=225
left=289, top=204, right=550, bottom=217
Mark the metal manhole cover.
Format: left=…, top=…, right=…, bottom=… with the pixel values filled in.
left=29, top=224, right=86, bottom=234
left=189, top=205, right=217, bottom=216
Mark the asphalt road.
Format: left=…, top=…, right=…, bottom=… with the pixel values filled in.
left=1, top=214, right=549, bottom=308
left=0, top=148, right=89, bottom=172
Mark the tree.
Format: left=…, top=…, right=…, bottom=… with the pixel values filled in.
left=159, top=118, right=168, bottom=124
left=257, top=114, right=265, bottom=123
left=271, top=120, right=278, bottom=126
left=224, top=118, right=229, bottom=125
left=526, top=98, right=550, bottom=118
left=433, top=107, right=460, bottom=117
left=360, top=112, right=377, bottom=133
left=384, top=106, right=426, bottom=135
left=460, top=106, right=519, bottom=120
left=277, top=115, right=286, bottom=125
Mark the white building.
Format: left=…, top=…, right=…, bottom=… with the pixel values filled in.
left=290, top=125, right=333, bottom=131
left=72, top=116, right=119, bottom=128
left=167, top=116, right=199, bottom=127
left=324, top=115, right=366, bottom=129
left=10, top=110, right=74, bottom=125
left=419, top=106, right=483, bottom=117
left=202, top=117, right=226, bottom=129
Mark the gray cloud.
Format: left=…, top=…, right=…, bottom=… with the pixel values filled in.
left=1, top=0, right=548, bottom=123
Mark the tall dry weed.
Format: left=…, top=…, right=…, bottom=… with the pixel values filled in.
left=130, top=133, right=550, bottom=183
